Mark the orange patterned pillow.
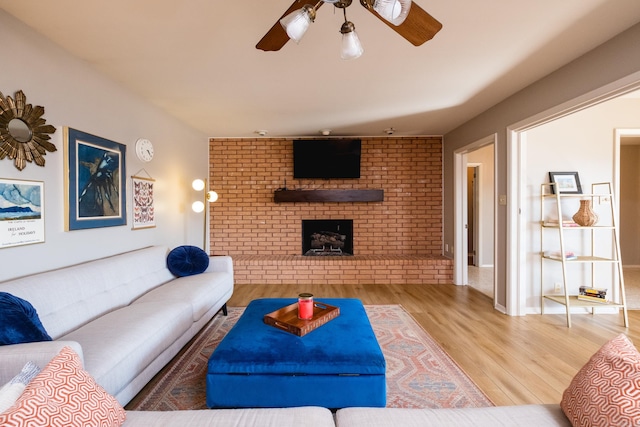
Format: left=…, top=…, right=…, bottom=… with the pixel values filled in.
left=0, top=346, right=126, bottom=427
left=561, top=334, right=640, bottom=427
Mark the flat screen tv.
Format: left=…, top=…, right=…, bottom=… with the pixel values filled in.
left=293, top=139, right=361, bottom=179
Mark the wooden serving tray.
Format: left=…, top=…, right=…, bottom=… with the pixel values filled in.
left=264, top=301, right=340, bottom=336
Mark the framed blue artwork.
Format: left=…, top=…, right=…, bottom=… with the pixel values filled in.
left=64, top=127, right=127, bottom=230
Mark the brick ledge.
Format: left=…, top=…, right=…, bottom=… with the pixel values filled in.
left=231, top=255, right=453, bottom=285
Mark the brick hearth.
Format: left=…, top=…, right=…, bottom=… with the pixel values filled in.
left=208, top=136, right=452, bottom=286
left=232, top=255, right=453, bottom=285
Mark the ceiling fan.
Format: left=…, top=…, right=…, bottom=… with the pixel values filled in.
left=256, top=0, right=442, bottom=59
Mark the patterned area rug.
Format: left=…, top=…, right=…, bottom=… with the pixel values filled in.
left=126, top=305, right=493, bottom=410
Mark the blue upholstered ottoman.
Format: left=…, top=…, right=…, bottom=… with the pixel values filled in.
left=206, top=298, right=386, bottom=408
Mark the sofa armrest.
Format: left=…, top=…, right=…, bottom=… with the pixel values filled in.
left=0, top=341, right=84, bottom=383
left=206, top=255, right=233, bottom=276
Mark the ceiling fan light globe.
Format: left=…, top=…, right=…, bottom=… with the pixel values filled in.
left=280, top=5, right=315, bottom=43
left=340, top=24, right=364, bottom=59
left=372, top=0, right=411, bottom=25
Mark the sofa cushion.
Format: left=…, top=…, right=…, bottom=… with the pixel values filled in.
left=61, top=301, right=193, bottom=399
left=134, top=271, right=232, bottom=322
left=0, top=292, right=51, bottom=345
left=0, top=246, right=175, bottom=339
left=0, top=346, right=126, bottom=427
left=335, top=405, right=571, bottom=427
left=167, top=245, right=209, bottom=277
left=124, top=406, right=336, bottom=427
left=561, top=334, right=640, bottom=427
left=0, top=361, right=40, bottom=413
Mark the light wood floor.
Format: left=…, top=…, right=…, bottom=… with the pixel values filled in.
left=228, top=283, right=640, bottom=407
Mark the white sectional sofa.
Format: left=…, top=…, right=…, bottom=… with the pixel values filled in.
left=0, top=342, right=572, bottom=427
left=2, top=245, right=636, bottom=426
left=0, top=245, right=233, bottom=405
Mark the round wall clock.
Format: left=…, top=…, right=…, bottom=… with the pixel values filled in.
left=135, top=138, right=154, bottom=162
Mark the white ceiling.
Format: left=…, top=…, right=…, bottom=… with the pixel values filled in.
left=2, top=1, right=640, bottom=137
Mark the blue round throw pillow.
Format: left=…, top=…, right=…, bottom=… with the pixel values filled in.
left=0, top=292, right=52, bottom=345
left=167, top=245, right=209, bottom=277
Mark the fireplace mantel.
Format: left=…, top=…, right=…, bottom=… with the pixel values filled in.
left=274, top=189, right=384, bottom=203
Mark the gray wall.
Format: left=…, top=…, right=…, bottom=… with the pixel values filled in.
left=0, top=11, right=209, bottom=282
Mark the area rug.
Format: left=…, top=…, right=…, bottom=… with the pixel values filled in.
left=126, top=305, right=493, bottom=410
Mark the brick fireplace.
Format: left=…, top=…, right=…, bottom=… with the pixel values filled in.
left=208, top=136, right=452, bottom=285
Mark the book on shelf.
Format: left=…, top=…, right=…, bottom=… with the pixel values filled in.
left=544, top=250, right=577, bottom=260
left=577, top=294, right=609, bottom=304
left=578, top=285, right=607, bottom=303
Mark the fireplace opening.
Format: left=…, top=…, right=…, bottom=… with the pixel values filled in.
left=302, top=219, right=353, bottom=256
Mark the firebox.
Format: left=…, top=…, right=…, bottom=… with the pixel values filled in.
left=301, top=219, right=353, bottom=256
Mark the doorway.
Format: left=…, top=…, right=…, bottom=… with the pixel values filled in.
left=616, top=129, right=640, bottom=309
left=467, top=166, right=478, bottom=266
left=507, top=88, right=640, bottom=317
left=454, top=137, right=496, bottom=301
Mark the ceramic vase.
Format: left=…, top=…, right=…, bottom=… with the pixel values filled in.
left=572, top=199, right=598, bottom=226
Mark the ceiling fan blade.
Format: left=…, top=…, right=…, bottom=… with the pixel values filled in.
left=362, top=1, right=442, bottom=46
left=256, top=1, right=325, bottom=51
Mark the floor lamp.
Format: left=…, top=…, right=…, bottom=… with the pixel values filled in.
left=191, top=179, right=218, bottom=251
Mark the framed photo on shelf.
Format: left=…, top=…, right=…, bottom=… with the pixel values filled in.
left=548, top=171, right=582, bottom=194
left=64, top=127, right=127, bottom=230
left=0, top=178, right=45, bottom=248
left=131, top=175, right=155, bottom=229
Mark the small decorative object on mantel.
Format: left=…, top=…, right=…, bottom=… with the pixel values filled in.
left=572, top=199, right=598, bottom=226
left=0, top=90, right=57, bottom=171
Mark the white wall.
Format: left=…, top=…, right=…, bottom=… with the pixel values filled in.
left=444, top=22, right=640, bottom=311
left=524, top=97, right=640, bottom=310
left=0, top=11, right=209, bottom=282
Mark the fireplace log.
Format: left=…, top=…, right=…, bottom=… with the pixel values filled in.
left=310, top=232, right=346, bottom=249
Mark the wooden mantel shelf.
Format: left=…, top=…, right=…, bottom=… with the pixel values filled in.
left=274, top=189, right=384, bottom=203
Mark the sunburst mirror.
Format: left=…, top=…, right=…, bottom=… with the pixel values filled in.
left=0, top=90, right=57, bottom=171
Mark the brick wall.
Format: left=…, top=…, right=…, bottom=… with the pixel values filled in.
left=208, top=136, right=443, bottom=257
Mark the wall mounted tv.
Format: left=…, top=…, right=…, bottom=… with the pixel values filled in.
left=293, top=139, right=361, bottom=179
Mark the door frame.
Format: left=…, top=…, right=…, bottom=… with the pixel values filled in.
left=507, top=79, right=640, bottom=316
left=454, top=135, right=497, bottom=302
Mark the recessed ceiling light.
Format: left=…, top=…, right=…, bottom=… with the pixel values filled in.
left=255, top=130, right=268, bottom=136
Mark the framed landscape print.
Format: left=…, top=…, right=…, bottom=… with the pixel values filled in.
left=131, top=175, right=155, bottom=229
left=64, top=127, right=127, bottom=230
left=0, top=178, right=45, bottom=248
left=549, top=171, right=582, bottom=194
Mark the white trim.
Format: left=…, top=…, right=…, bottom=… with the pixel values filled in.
left=453, top=150, right=467, bottom=285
